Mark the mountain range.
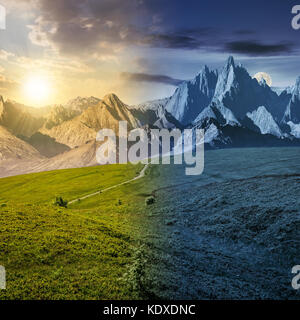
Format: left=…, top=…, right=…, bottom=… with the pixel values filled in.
left=1, top=56, right=300, bottom=177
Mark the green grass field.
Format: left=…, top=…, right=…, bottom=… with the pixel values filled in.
left=0, top=163, right=160, bottom=300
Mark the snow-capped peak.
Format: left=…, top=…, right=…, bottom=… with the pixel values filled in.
left=165, top=65, right=218, bottom=125
left=259, top=78, right=268, bottom=87
left=282, top=76, right=300, bottom=123
left=213, top=57, right=237, bottom=101
left=226, top=56, right=235, bottom=69
left=293, top=76, right=300, bottom=96
left=287, top=121, right=300, bottom=138
left=246, top=106, right=282, bottom=138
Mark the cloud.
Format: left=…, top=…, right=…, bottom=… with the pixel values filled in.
left=141, top=33, right=202, bottom=49
left=225, top=41, right=293, bottom=56
left=0, top=50, right=15, bottom=60
left=24, top=0, right=148, bottom=56
left=12, top=0, right=300, bottom=62
left=0, top=74, right=18, bottom=91
left=23, top=0, right=216, bottom=57
left=139, top=27, right=213, bottom=49
left=120, top=72, right=183, bottom=86
left=13, top=55, right=92, bottom=74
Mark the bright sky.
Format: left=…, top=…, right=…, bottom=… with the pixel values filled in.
left=0, top=0, right=299, bottom=107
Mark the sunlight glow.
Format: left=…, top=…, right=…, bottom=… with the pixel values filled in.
left=23, top=75, right=51, bottom=105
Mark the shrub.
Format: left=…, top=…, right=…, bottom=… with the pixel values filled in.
left=87, top=235, right=97, bottom=241
left=54, top=197, right=68, bottom=208
left=145, top=196, right=155, bottom=206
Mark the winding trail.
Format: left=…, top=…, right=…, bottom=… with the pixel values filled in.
left=69, top=163, right=149, bottom=205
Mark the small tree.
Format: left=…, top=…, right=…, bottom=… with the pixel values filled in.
left=54, top=197, right=68, bottom=208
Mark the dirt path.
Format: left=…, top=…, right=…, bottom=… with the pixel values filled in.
left=69, top=163, right=149, bottom=204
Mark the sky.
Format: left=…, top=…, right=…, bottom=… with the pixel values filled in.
left=0, top=0, right=300, bottom=107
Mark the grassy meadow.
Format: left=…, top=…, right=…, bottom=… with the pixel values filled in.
left=0, top=163, right=160, bottom=300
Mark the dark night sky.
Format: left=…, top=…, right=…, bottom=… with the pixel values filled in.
left=131, top=0, right=300, bottom=91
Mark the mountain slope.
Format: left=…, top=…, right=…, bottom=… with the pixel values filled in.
left=43, top=97, right=102, bottom=130
left=282, top=77, right=300, bottom=123
left=19, top=132, right=70, bottom=158
left=0, top=139, right=98, bottom=178
left=245, top=106, right=282, bottom=138
left=163, top=56, right=289, bottom=128
left=0, top=97, right=45, bottom=137
left=129, top=98, right=169, bottom=126
left=130, top=98, right=183, bottom=129
left=0, top=125, right=43, bottom=161
left=43, top=105, right=81, bottom=130
left=287, top=121, right=300, bottom=138
left=64, top=96, right=101, bottom=113
left=165, top=66, right=218, bottom=125
left=212, top=57, right=283, bottom=121
left=163, top=56, right=300, bottom=148
left=40, top=94, right=139, bottom=148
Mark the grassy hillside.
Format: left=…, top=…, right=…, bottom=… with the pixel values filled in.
left=0, top=163, right=158, bottom=300
left=0, top=164, right=143, bottom=205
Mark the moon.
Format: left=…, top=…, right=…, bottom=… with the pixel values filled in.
left=253, top=72, right=272, bottom=87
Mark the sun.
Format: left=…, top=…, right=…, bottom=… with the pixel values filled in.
left=23, top=75, right=51, bottom=105
left=253, top=72, right=272, bottom=87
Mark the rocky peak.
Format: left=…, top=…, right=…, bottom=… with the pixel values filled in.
left=102, top=93, right=124, bottom=108
left=226, top=56, right=235, bottom=69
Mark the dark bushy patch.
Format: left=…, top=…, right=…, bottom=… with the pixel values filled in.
left=145, top=196, right=155, bottom=206
left=54, top=197, right=68, bottom=208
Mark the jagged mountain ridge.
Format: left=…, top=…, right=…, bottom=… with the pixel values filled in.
left=282, top=77, right=300, bottom=124
left=0, top=95, right=106, bottom=155
left=40, top=94, right=139, bottom=148
left=211, top=57, right=285, bottom=121
left=0, top=96, right=103, bottom=135
left=165, top=66, right=218, bottom=125
left=157, top=57, right=290, bottom=128
left=129, top=98, right=184, bottom=129
left=158, top=56, right=300, bottom=147
left=1, top=56, right=300, bottom=177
